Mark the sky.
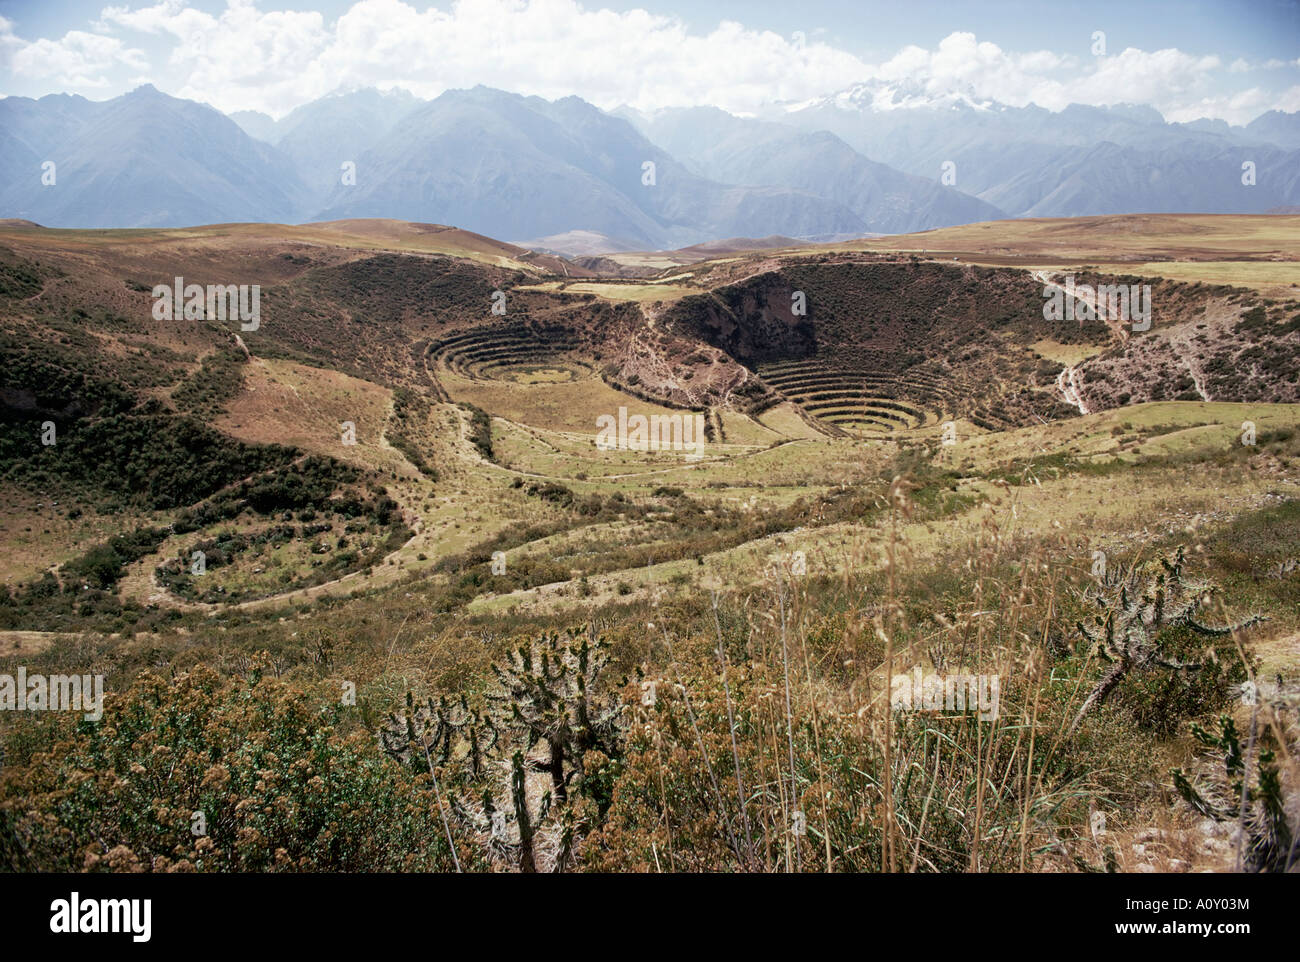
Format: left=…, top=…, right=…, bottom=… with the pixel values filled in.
left=0, top=0, right=1297, bottom=123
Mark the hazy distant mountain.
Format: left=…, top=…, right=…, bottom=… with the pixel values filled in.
left=0, top=127, right=42, bottom=203
left=229, top=109, right=278, bottom=143
left=622, top=106, right=1005, bottom=232
left=273, top=88, right=424, bottom=196
left=314, top=86, right=867, bottom=248
left=1245, top=110, right=1300, bottom=149
left=770, top=84, right=1300, bottom=216
left=0, top=92, right=99, bottom=157
left=982, top=140, right=1300, bottom=216
left=0, top=93, right=94, bottom=208
left=0, top=85, right=305, bottom=228
left=2, top=81, right=1296, bottom=241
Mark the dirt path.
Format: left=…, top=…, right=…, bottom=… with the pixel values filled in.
left=1036, top=269, right=1129, bottom=416
left=0, top=630, right=82, bottom=655
left=1166, top=326, right=1213, bottom=403
left=1055, top=365, right=1090, bottom=415
left=1032, top=269, right=1131, bottom=342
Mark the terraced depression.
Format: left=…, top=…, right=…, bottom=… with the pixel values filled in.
left=433, top=322, right=593, bottom=382
left=757, top=360, right=948, bottom=434
left=1, top=212, right=1298, bottom=879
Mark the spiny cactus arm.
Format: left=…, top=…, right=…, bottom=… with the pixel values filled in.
left=543, top=659, right=568, bottom=687
left=481, top=710, right=500, bottom=746
left=1149, top=584, right=1167, bottom=627
left=1154, top=653, right=1203, bottom=670
left=511, top=751, right=538, bottom=873
left=1187, top=613, right=1267, bottom=636
left=443, top=693, right=469, bottom=730
left=1077, top=613, right=1110, bottom=650
left=1171, top=769, right=1232, bottom=820
left=1067, top=655, right=1130, bottom=736
left=426, top=696, right=456, bottom=761
left=464, top=709, right=500, bottom=777
left=1162, top=546, right=1187, bottom=578
left=1174, top=767, right=1241, bottom=828
left=489, top=668, right=553, bottom=717
left=448, top=791, right=486, bottom=831
left=1126, top=619, right=1153, bottom=652
left=377, top=719, right=408, bottom=760
left=1255, top=750, right=1291, bottom=845
left=1189, top=718, right=1220, bottom=747
left=1163, top=597, right=1201, bottom=627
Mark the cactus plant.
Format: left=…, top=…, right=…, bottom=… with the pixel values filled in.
left=376, top=629, right=624, bottom=871
left=1068, top=547, right=1264, bottom=735
left=379, top=691, right=498, bottom=782
left=1173, top=714, right=1295, bottom=873
left=486, top=628, right=622, bottom=802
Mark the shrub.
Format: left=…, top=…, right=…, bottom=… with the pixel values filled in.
left=0, top=661, right=456, bottom=872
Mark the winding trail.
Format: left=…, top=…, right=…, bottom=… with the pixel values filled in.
left=1034, top=269, right=1128, bottom=416
left=1055, top=365, right=1090, bottom=416
left=1031, top=269, right=1131, bottom=342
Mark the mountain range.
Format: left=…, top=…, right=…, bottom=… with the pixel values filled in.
left=2, top=82, right=1297, bottom=250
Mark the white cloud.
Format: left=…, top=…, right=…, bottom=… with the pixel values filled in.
left=81, top=0, right=874, bottom=116
left=1227, top=56, right=1289, bottom=73
left=5, top=16, right=146, bottom=90
left=1164, top=84, right=1300, bottom=125
left=0, top=2, right=1293, bottom=125
left=859, top=32, right=1233, bottom=120
left=1070, top=47, right=1221, bottom=109
left=0, top=17, right=24, bottom=72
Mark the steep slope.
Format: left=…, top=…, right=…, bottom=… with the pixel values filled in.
left=1245, top=110, right=1300, bottom=150
left=624, top=106, right=1005, bottom=232
left=274, top=88, right=424, bottom=197
left=0, top=92, right=99, bottom=158
left=984, top=141, right=1300, bottom=217
left=660, top=257, right=1094, bottom=430
left=0, top=93, right=99, bottom=210
left=313, top=87, right=866, bottom=248
left=229, top=109, right=279, bottom=143
left=1071, top=280, right=1300, bottom=409
left=775, top=89, right=1300, bottom=217
left=0, top=86, right=306, bottom=228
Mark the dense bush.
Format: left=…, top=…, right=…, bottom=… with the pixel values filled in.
left=171, top=347, right=247, bottom=418
left=0, top=663, right=456, bottom=872
left=460, top=402, right=494, bottom=461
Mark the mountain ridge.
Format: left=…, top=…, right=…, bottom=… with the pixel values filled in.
left=4, top=83, right=1298, bottom=248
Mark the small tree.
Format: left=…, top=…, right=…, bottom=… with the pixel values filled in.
left=1069, top=547, right=1264, bottom=735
